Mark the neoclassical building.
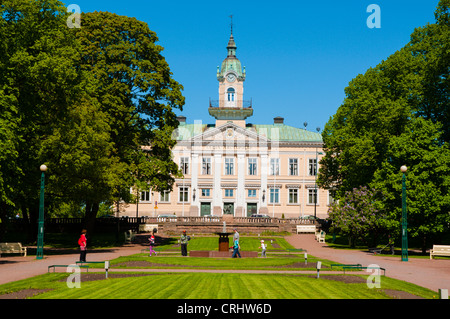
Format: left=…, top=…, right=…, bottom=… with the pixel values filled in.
left=124, top=31, right=329, bottom=219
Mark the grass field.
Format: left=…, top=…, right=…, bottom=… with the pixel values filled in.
left=0, top=272, right=437, bottom=299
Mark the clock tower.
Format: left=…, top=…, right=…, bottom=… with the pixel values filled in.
left=209, top=28, right=253, bottom=127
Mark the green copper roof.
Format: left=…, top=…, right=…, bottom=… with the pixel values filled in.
left=249, top=124, right=323, bottom=142
left=173, top=123, right=322, bottom=143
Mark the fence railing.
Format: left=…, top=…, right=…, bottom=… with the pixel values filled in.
left=9, top=216, right=317, bottom=225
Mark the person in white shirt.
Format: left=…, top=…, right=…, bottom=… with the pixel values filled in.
left=260, top=240, right=267, bottom=258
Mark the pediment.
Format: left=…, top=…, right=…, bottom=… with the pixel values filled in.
left=191, top=122, right=269, bottom=145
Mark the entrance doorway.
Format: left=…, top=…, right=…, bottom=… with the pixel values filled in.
left=223, top=202, right=234, bottom=215
left=247, top=203, right=257, bottom=216
left=200, top=202, right=211, bottom=216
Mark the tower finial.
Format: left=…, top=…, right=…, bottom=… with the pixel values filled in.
left=229, top=14, right=233, bottom=34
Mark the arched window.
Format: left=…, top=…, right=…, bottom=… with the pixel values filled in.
left=227, top=87, right=235, bottom=102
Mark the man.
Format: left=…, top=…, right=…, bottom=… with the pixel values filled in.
left=180, top=230, right=189, bottom=256
left=231, top=237, right=241, bottom=258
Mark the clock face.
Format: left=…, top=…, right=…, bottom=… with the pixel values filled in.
left=226, top=73, right=236, bottom=82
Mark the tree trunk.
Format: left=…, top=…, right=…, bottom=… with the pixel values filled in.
left=84, top=201, right=100, bottom=240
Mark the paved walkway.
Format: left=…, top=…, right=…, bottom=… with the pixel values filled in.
left=285, top=234, right=450, bottom=293
left=0, top=235, right=449, bottom=294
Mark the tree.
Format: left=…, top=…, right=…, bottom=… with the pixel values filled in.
left=74, top=11, right=185, bottom=234
left=0, top=0, right=92, bottom=240
left=371, top=117, right=450, bottom=253
left=319, top=1, right=450, bottom=249
left=327, top=186, right=388, bottom=247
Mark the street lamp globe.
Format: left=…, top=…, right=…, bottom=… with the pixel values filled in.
left=40, top=164, right=47, bottom=172
left=400, top=165, right=407, bottom=173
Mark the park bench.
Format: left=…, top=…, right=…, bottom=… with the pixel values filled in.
left=48, top=265, right=89, bottom=273
left=330, top=263, right=362, bottom=269
left=296, top=225, right=316, bottom=234
left=430, top=245, right=450, bottom=259
left=124, top=230, right=136, bottom=243
left=76, top=261, right=106, bottom=266
left=0, top=242, right=27, bottom=257
left=138, top=224, right=158, bottom=233
left=343, top=265, right=386, bottom=276
left=315, top=231, right=326, bottom=243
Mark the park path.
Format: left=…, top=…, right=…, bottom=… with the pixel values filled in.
left=285, top=234, right=450, bottom=293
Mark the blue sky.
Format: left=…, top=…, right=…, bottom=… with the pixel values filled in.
left=65, top=0, right=441, bottom=132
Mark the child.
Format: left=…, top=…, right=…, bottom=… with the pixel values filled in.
left=149, top=233, right=157, bottom=256
left=260, top=240, right=267, bottom=258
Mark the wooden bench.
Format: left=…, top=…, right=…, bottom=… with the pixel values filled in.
left=48, top=265, right=89, bottom=273
left=315, top=231, right=326, bottom=243
left=296, top=225, right=316, bottom=234
left=124, top=230, right=136, bottom=243
left=430, top=245, right=450, bottom=259
left=0, top=242, right=27, bottom=257
left=330, top=263, right=362, bottom=269
left=76, top=261, right=106, bottom=266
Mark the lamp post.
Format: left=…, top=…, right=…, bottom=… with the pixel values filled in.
left=401, top=165, right=408, bottom=262
left=36, top=164, right=47, bottom=260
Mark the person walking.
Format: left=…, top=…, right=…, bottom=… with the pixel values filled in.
left=388, top=235, right=395, bottom=255
left=78, top=229, right=87, bottom=262
left=180, top=230, right=189, bottom=256
left=149, top=232, right=157, bottom=256
left=260, top=240, right=267, bottom=258
left=231, top=238, right=241, bottom=258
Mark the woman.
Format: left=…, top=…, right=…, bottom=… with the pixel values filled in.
left=78, top=229, right=87, bottom=262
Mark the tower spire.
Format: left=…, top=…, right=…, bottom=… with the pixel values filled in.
left=229, top=14, right=233, bottom=34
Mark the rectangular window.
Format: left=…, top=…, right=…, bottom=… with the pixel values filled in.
left=160, top=191, right=170, bottom=203
left=201, top=189, right=210, bottom=197
left=308, top=159, right=317, bottom=176
left=202, top=157, right=211, bottom=175
left=269, top=188, right=279, bottom=204
left=289, top=188, right=298, bottom=204
left=225, top=189, right=234, bottom=197
left=270, top=158, right=280, bottom=176
left=179, top=187, right=189, bottom=202
left=140, top=191, right=151, bottom=202
left=289, top=158, right=298, bottom=176
left=308, top=188, right=317, bottom=205
left=180, top=157, right=189, bottom=175
left=248, top=158, right=257, bottom=175
left=248, top=189, right=256, bottom=197
left=225, top=157, right=234, bottom=175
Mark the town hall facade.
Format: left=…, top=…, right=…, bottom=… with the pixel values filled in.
left=123, top=31, right=329, bottom=219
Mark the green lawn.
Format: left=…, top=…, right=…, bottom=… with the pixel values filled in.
left=160, top=236, right=294, bottom=252
left=0, top=272, right=436, bottom=299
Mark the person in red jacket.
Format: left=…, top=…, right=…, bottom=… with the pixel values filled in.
left=78, top=229, right=87, bottom=262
